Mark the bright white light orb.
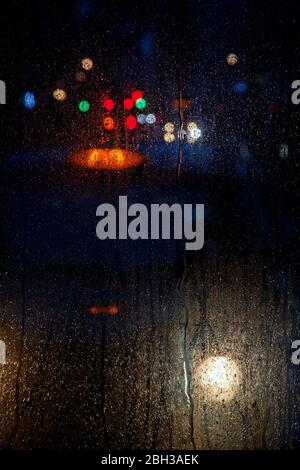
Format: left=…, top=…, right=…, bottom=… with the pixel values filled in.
left=227, top=53, right=238, bottom=65
left=53, top=88, right=67, bottom=101
left=137, top=114, right=146, bottom=124
left=198, top=356, right=240, bottom=403
left=164, top=122, right=174, bottom=133
left=187, top=121, right=197, bottom=131
left=164, top=132, right=175, bottom=143
left=146, top=113, right=156, bottom=124
left=81, top=58, right=93, bottom=70
left=190, top=127, right=201, bottom=139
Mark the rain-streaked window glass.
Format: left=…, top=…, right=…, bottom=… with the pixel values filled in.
left=0, top=0, right=300, bottom=460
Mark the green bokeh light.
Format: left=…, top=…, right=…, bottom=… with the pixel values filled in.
left=78, top=100, right=90, bottom=112
left=135, top=98, right=146, bottom=110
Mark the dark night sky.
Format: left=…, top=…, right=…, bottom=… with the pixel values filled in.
left=0, top=1, right=299, bottom=151
left=1, top=1, right=299, bottom=96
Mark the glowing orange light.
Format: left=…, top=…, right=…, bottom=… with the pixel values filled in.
left=53, top=88, right=67, bottom=101
left=103, top=98, right=115, bottom=111
left=124, top=98, right=134, bottom=110
left=70, top=148, right=145, bottom=170
left=125, top=115, right=137, bottom=130
left=132, top=90, right=143, bottom=102
left=103, top=116, right=115, bottom=131
left=75, top=71, right=86, bottom=82
left=87, top=305, right=119, bottom=315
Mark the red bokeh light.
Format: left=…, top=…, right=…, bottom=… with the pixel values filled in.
left=131, top=90, right=143, bottom=102
left=125, top=115, right=137, bottom=130
left=103, top=98, right=115, bottom=111
left=124, top=98, right=134, bottom=110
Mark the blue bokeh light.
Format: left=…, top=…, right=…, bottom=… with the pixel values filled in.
left=233, top=81, right=248, bottom=94
left=23, top=91, right=36, bottom=109
left=140, top=32, right=154, bottom=57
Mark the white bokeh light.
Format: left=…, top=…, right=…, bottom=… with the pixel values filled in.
left=190, top=127, right=201, bottom=139
left=198, top=356, right=240, bottom=403
left=146, top=113, right=156, bottom=124
left=137, top=114, right=146, bottom=124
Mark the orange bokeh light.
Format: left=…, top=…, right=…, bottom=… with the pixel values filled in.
left=70, top=148, right=145, bottom=170
left=87, top=305, right=119, bottom=315
left=103, top=116, right=115, bottom=131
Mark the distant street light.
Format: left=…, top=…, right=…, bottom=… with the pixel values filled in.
left=198, top=356, right=241, bottom=403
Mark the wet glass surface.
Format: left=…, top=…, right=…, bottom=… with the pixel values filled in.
left=0, top=0, right=300, bottom=450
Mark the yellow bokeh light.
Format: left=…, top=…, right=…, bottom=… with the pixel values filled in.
left=187, top=136, right=196, bottom=144
left=81, top=57, right=93, bottom=70
left=164, top=133, right=175, bottom=143
left=109, top=149, right=126, bottom=166
left=164, top=122, right=175, bottom=133
left=53, top=88, right=67, bottom=101
left=187, top=121, right=197, bottom=131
